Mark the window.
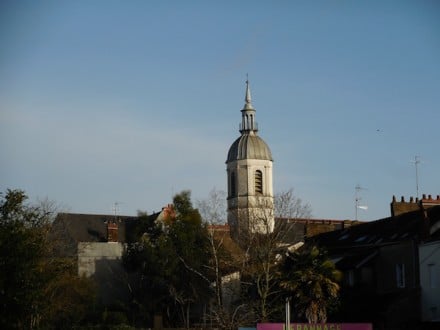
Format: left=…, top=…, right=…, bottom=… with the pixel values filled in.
left=255, top=170, right=263, bottom=194
left=230, top=172, right=236, bottom=197
left=428, top=263, right=437, bottom=288
left=396, top=263, right=406, bottom=288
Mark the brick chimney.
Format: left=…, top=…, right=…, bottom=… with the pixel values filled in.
left=107, top=222, right=118, bottom=242
left=391, top=194, right=440, bottom=217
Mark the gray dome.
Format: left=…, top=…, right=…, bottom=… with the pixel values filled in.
left=227, top=134, right=273, bottom=162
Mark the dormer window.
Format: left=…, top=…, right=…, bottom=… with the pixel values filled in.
left=255, top=170, right=263, bottom=194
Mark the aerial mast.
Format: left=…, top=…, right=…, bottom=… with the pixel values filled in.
left=355, top=184, right=367, bottom=221
left=411, top=156, right=421, bottom=199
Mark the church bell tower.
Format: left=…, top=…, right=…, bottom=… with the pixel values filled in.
left=226, top=80, right=274, bottom=241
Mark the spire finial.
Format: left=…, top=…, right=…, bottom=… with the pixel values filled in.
left=244, top=75, right=254, bottom=109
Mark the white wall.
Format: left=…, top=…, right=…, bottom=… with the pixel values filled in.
left=419, top=241, right=440, bottom=321
left=78, top=242, right=124, bottom=277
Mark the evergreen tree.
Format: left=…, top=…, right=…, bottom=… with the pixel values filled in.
left=124, top=190, right=212, bottom=327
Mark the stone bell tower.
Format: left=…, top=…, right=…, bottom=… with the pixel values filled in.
left=226, top=79, right=274, bottom=241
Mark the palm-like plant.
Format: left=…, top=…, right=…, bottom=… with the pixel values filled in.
left=279, top=245, right=342, bottom=323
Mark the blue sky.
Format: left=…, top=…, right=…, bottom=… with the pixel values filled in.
left=1, top=0, right=439, bottom=221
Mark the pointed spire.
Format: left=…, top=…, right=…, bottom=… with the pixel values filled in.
left=240, top=76, right=258, bottom=134
left=243, top=75, right=255, bottom=110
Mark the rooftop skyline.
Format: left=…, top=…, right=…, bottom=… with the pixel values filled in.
left=1, top=1, right=439, bottom=221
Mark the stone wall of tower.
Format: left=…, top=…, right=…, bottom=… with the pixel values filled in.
left=228, top=159, right=273, bottom=197
left=227, top=158, right=274, bottom=241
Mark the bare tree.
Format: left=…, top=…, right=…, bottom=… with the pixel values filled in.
left=197, top=187, right=227, bottom=225
left=197, top=189, right=254, bottom=329
left=240, top=199, right=288, bottom=323
left=197, top=188, right=314, bottom=326
left=237, top=191, right=313, bottom=323
left=196, top=188, right=227, bottom=308
left=274, top=188, right=312, bottom=219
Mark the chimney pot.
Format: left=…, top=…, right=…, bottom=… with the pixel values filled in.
left=401, top=196, right=405, bottom=202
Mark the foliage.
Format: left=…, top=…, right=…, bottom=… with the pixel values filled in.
left=0, top=189, right=96, bottom=329
left=123, top=190, right=212, bottom=328
left=279, top=245, right=342, bottom=323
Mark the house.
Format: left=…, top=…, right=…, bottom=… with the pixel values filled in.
left=276, top=217, right=360, bottom=245
left=308, top=196, right=440, bottom=329
left=51, top=205, right=174, bottom=305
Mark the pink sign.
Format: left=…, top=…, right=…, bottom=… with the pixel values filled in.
left=258, top=323, right=372, bottom=330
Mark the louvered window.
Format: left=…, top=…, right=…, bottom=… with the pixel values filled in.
left=255, top=170, right=263, bottom=194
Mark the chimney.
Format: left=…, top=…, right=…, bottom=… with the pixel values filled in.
left=391, top=195, right=420, bottom=217
left=107, top=222, right=118, bottom=242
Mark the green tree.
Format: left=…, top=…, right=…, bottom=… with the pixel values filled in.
left=165, top=191, right=213, bottom=327
left=0, top=189, right=95, bottom=329
left=124, top=190, right=212, bottom=328
left=279, top=245, right=342, bottom=323
left=0, top=189, right=49, bottom=328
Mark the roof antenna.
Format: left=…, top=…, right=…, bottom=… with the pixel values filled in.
left=355, top=184, right=368, bottom=221
left=410, top=156, right=422, bottom=199
left=112, top=202, right=122, bottom=221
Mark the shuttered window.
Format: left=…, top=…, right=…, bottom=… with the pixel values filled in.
left=255, top=170, right=263, bottom=194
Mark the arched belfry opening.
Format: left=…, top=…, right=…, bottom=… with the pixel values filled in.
left=226, top=79, right=274, bottom=242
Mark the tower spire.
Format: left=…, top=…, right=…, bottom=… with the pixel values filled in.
left=240, top=77, right=258, bottom=134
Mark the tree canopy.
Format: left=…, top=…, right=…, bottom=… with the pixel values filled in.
left=279, top=245, right=342, bottom=323
left=124, top=190, right=212, bottom=327
left=0, top=189, right=95, bottom=329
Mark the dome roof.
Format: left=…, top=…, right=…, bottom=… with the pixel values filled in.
left=227, top=133, right=273, bottom=162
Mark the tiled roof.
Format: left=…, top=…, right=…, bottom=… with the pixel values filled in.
left=275, top=217, right=360, bottom=245
left=52, top=211, right=163, bottom=248
left=309, top=205, right=440, bottom=252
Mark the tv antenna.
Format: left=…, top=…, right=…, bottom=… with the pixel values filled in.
left=410, top=156, right=422, bottom=199
left=112, top=202, right=123, bottom=220
left=355, top=184, right=368, bottom=221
